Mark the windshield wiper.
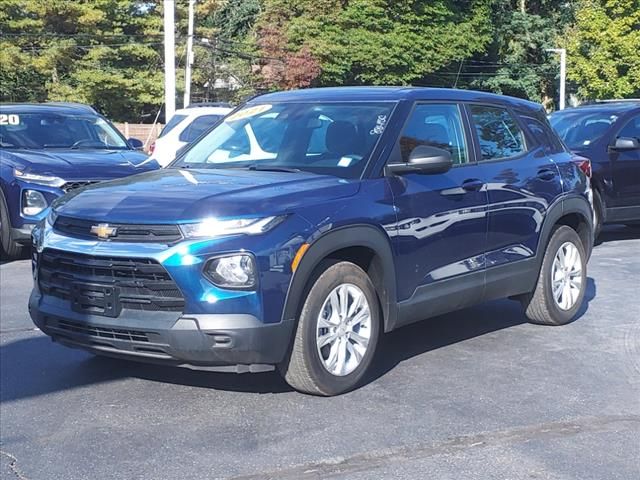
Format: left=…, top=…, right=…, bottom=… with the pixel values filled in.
left=247, top=165, right=301, bottom=173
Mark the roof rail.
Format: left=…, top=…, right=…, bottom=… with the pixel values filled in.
left=186, top=102, right=232, bottom=109
left=44, top=102, right=99, bottom=113
left=586, top=99, right=640, bottom=104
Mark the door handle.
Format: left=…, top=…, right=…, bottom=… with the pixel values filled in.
left=461, top=178, right=484, bottom=192
left=537, top=168, right=557, bottom=181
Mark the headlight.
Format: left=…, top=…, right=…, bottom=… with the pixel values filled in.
left=205, top=254, right=257, bottom=289
left=14, top=169, right=65, bottom=188
left=179, top=216, right=283, bottom=239
left=22, top=190, right=48, bottom=216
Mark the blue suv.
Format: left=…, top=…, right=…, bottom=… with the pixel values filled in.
left=0, top=103, right=158, bottom=259
left=550, top=100, right=640, bottom=237
left=30, top=88, right=593, bottom=395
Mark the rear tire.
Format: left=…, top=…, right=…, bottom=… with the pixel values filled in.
left=592, top=189, right=603, bottom=240
left=521, top=226, right=587, bottom=326
left=280, top=261, right=381, bottom=396
left=0, top=194, right=24, bottom=261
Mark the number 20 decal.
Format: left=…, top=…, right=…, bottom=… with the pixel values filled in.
left=0, top=114, right=20, bottom=126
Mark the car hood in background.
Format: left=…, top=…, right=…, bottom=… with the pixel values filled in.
left=53, top=168, right=360, bottom=223
left=2, top=148, right=157, bottom=180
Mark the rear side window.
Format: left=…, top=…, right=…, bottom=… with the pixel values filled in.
left=399, top=103, right=468, bottom=165
left=179, top=114, right=223, bottom=143
left=618, top=115, right=640, bottom=139
left=470, top=105, right=526, bottom=160
left=159, top=114, right=187, bottom=138
left=523, top=116, right=565, bottom=153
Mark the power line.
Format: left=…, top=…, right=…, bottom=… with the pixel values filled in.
left=18, top=41, right=166, bottom=52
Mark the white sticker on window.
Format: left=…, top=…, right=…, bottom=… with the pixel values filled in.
left=370, top=115, right=387, bottom=135
left=0, top=114, right=20, bottom=126
left=338, top=157, right=353, bottom=167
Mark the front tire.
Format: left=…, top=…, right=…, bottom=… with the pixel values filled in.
left=0, top=194, right=24, bottom=260
left=281, top=261, right=381, bottom=396
left=522, top=226, right=587, bottom=326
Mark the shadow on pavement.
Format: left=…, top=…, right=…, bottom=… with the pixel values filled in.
left=368, top=276, right=597, bottom=384
left=0, top=279, right=596, bottom=402
left=595, top=224, right=640, bottom=246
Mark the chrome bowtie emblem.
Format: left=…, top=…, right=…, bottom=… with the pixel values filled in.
left=90, top=223, right=117, bottom=239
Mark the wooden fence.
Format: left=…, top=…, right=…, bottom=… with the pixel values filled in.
left=113, top=123, right=163, bottom=152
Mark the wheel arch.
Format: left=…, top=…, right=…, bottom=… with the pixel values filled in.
left=538, top=195, right=593, bottom=263
left=281, top=224, right=398, bottom=333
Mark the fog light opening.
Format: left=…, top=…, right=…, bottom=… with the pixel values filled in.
left=204, top=254, right=257, bottom=289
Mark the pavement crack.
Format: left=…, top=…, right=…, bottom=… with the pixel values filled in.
left=226, top=414, right=640, bottom=480
left=0, top=450, right=29, bottom=480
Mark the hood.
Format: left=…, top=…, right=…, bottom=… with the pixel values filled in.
left=2, top=148, right=156, bottom=180
left=54, top=168, right=360, bottom=223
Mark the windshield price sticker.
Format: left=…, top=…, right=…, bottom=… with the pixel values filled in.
left=0, top=114, right=20, bottom=126
left=226, top=104, right=272, bottom=123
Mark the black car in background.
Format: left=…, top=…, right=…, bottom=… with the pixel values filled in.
left=550, top=101, right=640, bottom=236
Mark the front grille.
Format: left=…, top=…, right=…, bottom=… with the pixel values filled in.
left=62, top=181, right=99, bottom=193
left=54, top=216, right=183, bottom=243
left=57, top=320, right=150, bottom=342
left=38, top=249, right=185, bottom=315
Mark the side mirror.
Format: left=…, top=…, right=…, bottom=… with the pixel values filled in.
left=610, top=137, right=640, bottom=151
left=386, top=145, right=453, bottom=175
left=128, top=137, right=144, bottom=150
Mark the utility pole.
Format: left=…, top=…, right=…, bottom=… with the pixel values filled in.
left=163, top=0, right=176, bottom=121
left=546, top=48, right=566, bottom=110
left=184, top=0, right=195, bottom=108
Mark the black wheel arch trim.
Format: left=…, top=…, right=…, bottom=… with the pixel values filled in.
left=281, top=224, right=398, bottom=333
left=538, top=194, right=593, bottom=263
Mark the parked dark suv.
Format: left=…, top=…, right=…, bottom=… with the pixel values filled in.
left=550, top=100, right=640, bottom=236
left=30, top=87, right=593, bottom=395
left=1, top=103, right=159, bottom=259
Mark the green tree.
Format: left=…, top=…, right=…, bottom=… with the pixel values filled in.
left=423, top=1, right=575, bottom=107
left=255, top=0, right=492, bottom=89
left=0, top=0, right=169, bottom=121
left=565, top=0, right=640, bottom=99
left=194, top=0, right=263, bottom=102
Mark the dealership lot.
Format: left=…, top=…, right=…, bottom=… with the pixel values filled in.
left=1, top=227, right=639, bottom=480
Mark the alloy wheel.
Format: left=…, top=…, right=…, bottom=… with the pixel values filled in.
left=551, top=241, right=583, bottom=310
left=316, top=283, right=372, bottom=376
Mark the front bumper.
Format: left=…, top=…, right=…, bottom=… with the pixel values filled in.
left=11, top=224, right=35, bottom=244
left=29, top=290, right=295, bottom=372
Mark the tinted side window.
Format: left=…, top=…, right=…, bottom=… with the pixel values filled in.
left=179, top=115, right=223, bottom=142
left=399, top=103, right=468, bottom=164
left=470, top=105, right=526, bottom=160
left=523, top=116, right=565, bottom=153
left=160, top=114, right=187, bottom=138
left=618, top=115, right=640, bottom=139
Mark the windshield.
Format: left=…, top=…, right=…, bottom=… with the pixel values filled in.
left=172, top=102, right=396, bottom=179
left=0, top=112, right=129, bottom=149
left=550, top=110, right=618, bottom=149
left=159, top=114, right=188, bottom=138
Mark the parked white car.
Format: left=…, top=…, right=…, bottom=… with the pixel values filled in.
left=149, top=104, right=232, bottom=167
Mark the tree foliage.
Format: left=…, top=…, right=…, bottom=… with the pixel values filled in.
left=467, top=1, right=575, bottom=107
left=0, top=0, right=638, bottom=119
left=0, top=0, right=169, bottom=121
left=256, top=0, right=492, bottom=88
left=565, top=0, right=640, bottom=99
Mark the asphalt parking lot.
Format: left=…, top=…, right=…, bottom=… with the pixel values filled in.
left=1, top=226, right=639, bottom=480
